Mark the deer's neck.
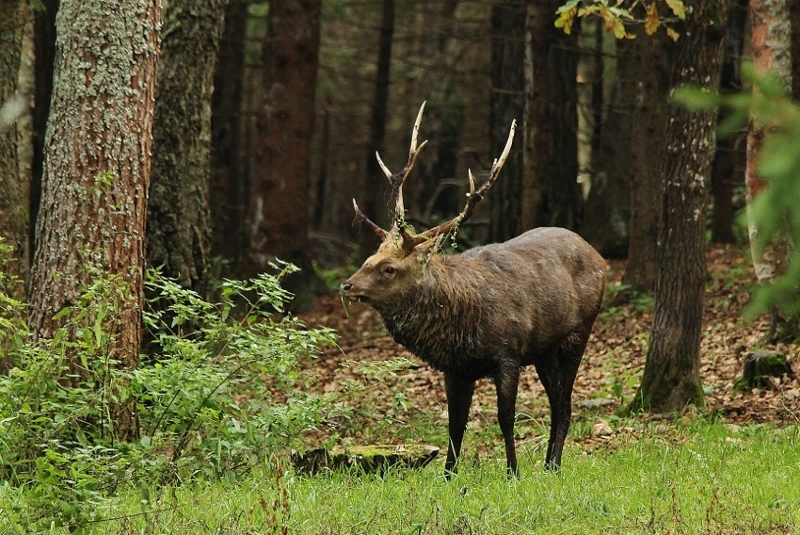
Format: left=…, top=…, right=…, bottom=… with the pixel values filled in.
left=375, top=257, right=482, bottom=372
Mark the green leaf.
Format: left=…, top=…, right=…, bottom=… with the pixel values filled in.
left=665, top=0, right=686, bottom=19
left=672, top=86, right=720, bottom=110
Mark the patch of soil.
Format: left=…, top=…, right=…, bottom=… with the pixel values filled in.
left=296, top=245, right=799, bottom=452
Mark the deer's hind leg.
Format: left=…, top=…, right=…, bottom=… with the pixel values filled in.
left=534, top=330, right=589, bottom=470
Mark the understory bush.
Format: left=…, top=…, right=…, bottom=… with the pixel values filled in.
left=0, top=249, right=340, bottom=532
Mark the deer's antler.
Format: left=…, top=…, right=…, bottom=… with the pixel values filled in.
left=409, top=119, right=517, bottom=247
left=352, top=103, right=515, bottom=254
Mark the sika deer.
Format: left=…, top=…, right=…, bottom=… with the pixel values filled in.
left=340, top=103, right=606, bottom=477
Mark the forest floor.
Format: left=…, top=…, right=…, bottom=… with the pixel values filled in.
left=297, top=244, right=800, bottom=457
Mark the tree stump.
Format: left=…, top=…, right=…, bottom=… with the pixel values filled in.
left=733, top=351, right=795, bottom=391
left=292, top=444, right=439, bottom=476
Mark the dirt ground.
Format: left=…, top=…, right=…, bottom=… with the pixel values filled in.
left=297, top=244, right=800, bottom=451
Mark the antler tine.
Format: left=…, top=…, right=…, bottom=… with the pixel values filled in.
left=392, top=102, right=429, bottom=223
left=375, top=151, right=393, bottom=184
left=416, top=119, right=517, bottom=241
left=410, top=101, right=426, bottom=160
left=352, top=198, right=389, bottom=240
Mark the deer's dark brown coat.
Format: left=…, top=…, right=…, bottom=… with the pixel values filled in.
left=340, top=103, right=606, bottom=476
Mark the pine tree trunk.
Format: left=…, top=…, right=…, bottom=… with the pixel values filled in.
left=241, top=0, right=322, bottom=310
left=408, top=0, right=464, bottom=228
left=147, top=0, right=228, bottom=298
left=210, top=0, right=247, bottom=267
left=30, top=0, right=58, bottom=266
left=361, top=0, right=395, bottom=247
left=521, top=0, right=582, bottom=233
left=632, top=0, right=727, bottom=413
left=710, top=0, right=747, bottom=244
left=620, top=30, right=672, bottom=293
left=489, top=0, right=525, bottom=242
left=0, top=0, right=27, bottom=292
left=28, top=0, right=161, bottom=442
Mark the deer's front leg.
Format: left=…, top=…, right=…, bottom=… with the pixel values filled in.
left=444, top=373, right=475, bottom=478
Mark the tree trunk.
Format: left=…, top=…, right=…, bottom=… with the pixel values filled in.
left=28, top=0, right=161, bottom=442
left=361, top=0, right=395, bottom=250
left=620, top=30, right=672, bottom=294
left=408, top=0, right=464, bottom=231
left=580, top=35, right=633, bottom=260
left=522, top=0, right=582, bottom=233
left=747, top=0, right=795, bottom=340
left=30, top=0, right=58, bottom=270
left=241, top=0, right=322, bottom=310
left=147, top=0, right=228, bottom=299
left=631, top=0, right=727, bottom=413
left=710, top=0, right=747, bottom=244
left=489, top=0, right=525, bottom=242
left=210, top=0, right=247, bottom=268
left=0, top=0, right=27, bottom=293
left=791, top=0, right=800, bottom=100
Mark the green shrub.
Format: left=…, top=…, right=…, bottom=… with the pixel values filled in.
left=0, top=256, right=339, bottom=532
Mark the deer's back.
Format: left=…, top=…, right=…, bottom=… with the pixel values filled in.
left=455, top=227, right=606, bottom=367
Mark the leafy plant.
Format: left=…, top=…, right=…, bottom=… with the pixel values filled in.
left=0, top=259, right=339, bottom=532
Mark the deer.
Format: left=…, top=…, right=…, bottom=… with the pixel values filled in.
left=339, top=103, right=606, bottom=477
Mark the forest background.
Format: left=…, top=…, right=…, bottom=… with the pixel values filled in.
left=1, top=0, right=800, bottom=532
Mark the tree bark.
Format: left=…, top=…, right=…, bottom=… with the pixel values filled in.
left=620, top=29, right=672, bottom=293
left=147, top=0, right=228, bottom=299
left=489, top=0, right=525, bottom=242
left=30, top=0, right=58, bottom=270
left=0, top=0, right=27, bottom=292
left=28, top=0, right=162, bottom=442
left=361, top=0, right=395, bottom=249
left=631, top=0, right=727, bottom=413
left=790, top=0, right=800, bottom=100
left=522, top=0, right=582, bottom=233
left=407, top=0, right=464, bottom=230
left=580, top=35, right=633, bottom=259
left=210, top=0, right=247, bottom=268
left=241, top=0, right=322, bottom=310
left=710, top=0, right=747, bottom=244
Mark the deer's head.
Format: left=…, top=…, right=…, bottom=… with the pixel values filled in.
left=340, top=102, right=515, bottom=307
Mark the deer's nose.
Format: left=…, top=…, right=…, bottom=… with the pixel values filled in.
left=340, top=282, right=353, bottom=293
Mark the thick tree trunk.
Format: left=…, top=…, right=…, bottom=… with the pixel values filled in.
left=30, top=0, right=58, bottom=268
left=0, top=0, right=27, bottom=292
left=580, top=35, right=633, bottom=260
left=148, top=0, right=228, bottom=299
left=620, top=30, right=672, bottom=293
left=522, top=0, right=582, bottom=233
left=28, top=0, right=161, bottom=442
left=710, top=0, right=747, bottom=244
left=241, top=0, right=322, bottom=309
left=489, top=0, right=525, bottom=242
left=632, top=0, right=727, bottom=413
left=210, top=0, right=247, bottom=268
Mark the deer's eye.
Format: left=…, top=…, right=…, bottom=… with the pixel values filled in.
left=382, top=266, right=396, bottom=276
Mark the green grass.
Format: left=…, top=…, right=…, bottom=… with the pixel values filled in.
left=78, top=420, right=800, bottom=534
